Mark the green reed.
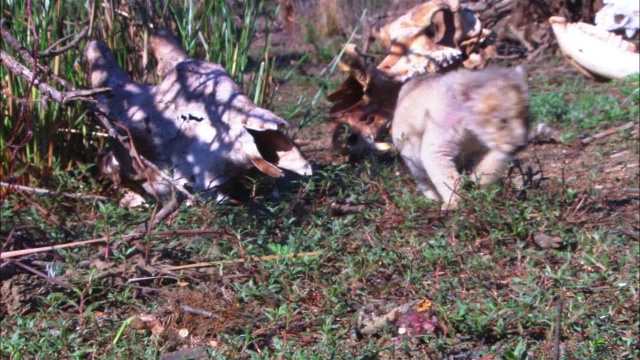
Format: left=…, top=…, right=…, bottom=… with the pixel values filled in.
left=1, top=0, right=274, bottom=182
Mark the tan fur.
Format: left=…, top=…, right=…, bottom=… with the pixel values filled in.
left=392, top=67, right=530, bottom=210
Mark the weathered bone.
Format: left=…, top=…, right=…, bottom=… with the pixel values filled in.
left=549, top=16, right=640, bottom=80
left=85, top=30, right=311, bottom=202
left=376, top=0, right=486, bottom=81
left=595, top=0, right=640, bottom=39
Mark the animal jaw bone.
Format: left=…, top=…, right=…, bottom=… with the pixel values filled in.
left=85, top=29, right=311, bottom=202
left=328, top=0, right=493, bottom=156
left=549, top=16, right=640, bottom=80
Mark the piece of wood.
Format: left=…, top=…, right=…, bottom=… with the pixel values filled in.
left=160, top=251, right=323, bottom=271
left=580, top=121, right=637, bottom=146
left=0, top=229, right=230, bottom=259
left=0, top=182, right=110, bottom=200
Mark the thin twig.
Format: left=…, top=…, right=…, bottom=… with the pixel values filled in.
left=40, top=25, right=90, bottom=58
left=61, top=88, right=113, bottom=104
left=621, top=88, right=639, bottom=107
left=180, top=305, right=219, bottom=319
left=0, top=229, right=231, bottom=259
left=9, top=259, right=73, bottom=291
left=13, top=190, right=74, bottom=235
left=160, top=251, right=324, bottom=271
left=580, top=121, right=637, bottom=146
left=553, top=293, right=564, bottom=360
left=1, top=50, right=66, bottom=102
left=126, top=276, right=180, bottom=284
left=143, top=196, right=182, bottom=231
left=0, top=51, right=112, bottom=104
left=0, top=24, right=75, bottom=90
left=1, top=181, right=110, bottom=201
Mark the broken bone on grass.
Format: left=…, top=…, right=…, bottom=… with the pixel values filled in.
left=357, top=298, right=442, bottom=339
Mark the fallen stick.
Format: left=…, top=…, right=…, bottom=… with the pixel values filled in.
left=160, top=251, right=323, bottom=271
left=553, top=293, right=565, bottom=360
left=10, top=259, right=73, bottom=291
left=1, top=182, right=110, bottom=201
left=580, top=121, right=637, bottom=146
left=0, top=229, right=230, bottom=259
left=180, top=305, right=219, bottom=319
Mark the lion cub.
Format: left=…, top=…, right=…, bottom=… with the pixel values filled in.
left=392, top=67, right=530, bottom=210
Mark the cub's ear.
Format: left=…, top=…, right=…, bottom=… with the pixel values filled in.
left=454, top=70, right=494, bottom=104
left=453, top=72, right=483, bottom=103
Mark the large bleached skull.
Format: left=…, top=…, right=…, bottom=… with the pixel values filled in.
left=85, top=30, right=311, bottom=203
left=595, top=0, right=640, bottom=38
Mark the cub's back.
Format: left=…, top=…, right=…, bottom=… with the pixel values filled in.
left=392, top=74, right=447, bottom=144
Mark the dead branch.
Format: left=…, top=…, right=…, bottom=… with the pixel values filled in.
left=180, top=305, right=219, bottom=319
left=8, top=259, right=73, bottom=291
left=129, top=196, right=183, bottom=237
left=40, top=25, right=90, bottom=58
left=0, top=182, right=110, bottom=201
left=0, top=229, right=230, bottom=260
left=1, top=50, right=66, bottom=103
left=0, top=23, right=77, bottom=89
left=62, top=88, right=113, bottom=103
left=553, top=292, right=565, bottom=360
left=0, top=50, right=112, bottom=104
left=580, top=121, right=637, bottom=146
left=160, top=251, right=323, bottom=271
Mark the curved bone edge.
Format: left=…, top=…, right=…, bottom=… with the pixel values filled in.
left=243, top=107, right=290, bottom=131
left=382, top=0, right=455, bottom=44
left=84, top=41, right=135, bottom=89
left=595, top=2, right=640, bottom=35
left=249, top=129, right=313, bottom=176
left=458, top=8, right=483, bottom=40
left=250, top=156, right=284, bottom=178
left=376, top=8, right=483, bottom=81
left=150, top=28, right=189, bottom=78
left=550, top=16, right=640, bottom=80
